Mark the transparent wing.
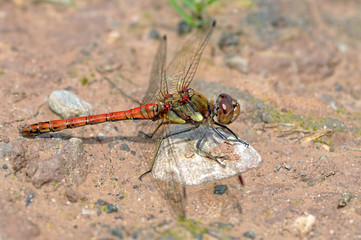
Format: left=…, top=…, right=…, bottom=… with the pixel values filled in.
left=138, top=121, right=188, bottom=217
left=149, top=124, right=263, bottom=217
left=141, top=36, right=167, bottom=105
left=137, top=20, right=219, bottom=217
left=165, top=20, right=216, bottom=93
left=138, top=33, right=187, bottom=215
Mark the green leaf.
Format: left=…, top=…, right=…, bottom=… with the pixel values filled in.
left=182, top=0, right=197, bottom=12
left=168, top=0, right=195, bottom=26
left=207, top=0, right=219, bottom=4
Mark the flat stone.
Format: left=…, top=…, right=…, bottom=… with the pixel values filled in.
left=224, top=56, right=249, bottom=74
left=152, top=125, right=263, bottom=185
left=48, top=90, right=93, bottom=119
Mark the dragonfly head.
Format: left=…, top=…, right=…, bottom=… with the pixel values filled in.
left=214, top=93, right=240, bottom=124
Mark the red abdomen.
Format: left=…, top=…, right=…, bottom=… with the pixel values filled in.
left=20, top=103, right=159, bottom=136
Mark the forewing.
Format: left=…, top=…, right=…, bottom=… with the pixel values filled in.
left=138, top=120, right=188, bottom=217
left=139, top=32, right=187, bottom=216
left=142, top=36, right=167, bottom=105
left=166, top=20, right=216, bottom=93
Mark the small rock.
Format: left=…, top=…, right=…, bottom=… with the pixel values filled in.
left=132, top=230, right=142, bottom=239
left=96, top=207, right=102, bottom=216
left=319, top=154, right=328, bottom=161
left=301, top=177, right=314, bottom=187
left=218, top=32, right=239, bottom=49
left=224, top=56, right=248, bottom=74
left=293, top=214, right=316, bottom=239
left=337, top=192, right=353, bottom=208
left=30, top=138, right=85, bottom=188
left=336, top=42, right=348, bottom=52
left=97, top=132, right=106, bottom=141
left=211, top=222, right=234, bottom=229
left=96, top=199, right=107, bottom=206
left=81, top=49, right=90, bottom=56
left=243, top=230, right=256, bottom=239
left=274, top=165, right=281, bottom=172
left=48, top=90, right=93, bottom=119
left=149, top=29, right=160, bottom=39
left=107, top=30, right=122, bottom=44
left=120, top=144, right=130, bottom=152
left=177, top=21, right=192, bottom=35
left=65, top=187, right=78, bottom=203
left=214, top=185, right=228, bottom=195
left=131, top=150, right=136, bottom=156
left=110, top=227, right=123, bottom=239
left=2, top=164, right=8, bottom=169
left=25, top=192, right=35, bottom=207
left=31, top=154, right=64, bottom=188
left=207, top=229, right=235, bottom=240
left=106, top=203, right=118, bottom=213
left=284, top=164, right=292, bottom=171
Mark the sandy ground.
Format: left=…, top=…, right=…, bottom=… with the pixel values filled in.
left=0, top=0, right=360, bottom=239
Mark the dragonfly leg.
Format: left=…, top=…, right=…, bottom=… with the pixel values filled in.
left=138, top=169, right=152, bottom=181
left=138, top=125, right=200, bottom=181
left=213, top=122, right=249, bottom=147
left=138, top=122, right=167, bottom=139
left=196, top=128, right=227, bottom=167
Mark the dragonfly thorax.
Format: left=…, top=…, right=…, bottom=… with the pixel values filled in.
left=214, top=93, right=240, bottom=125
left=160, top=88, right=211, bottom=125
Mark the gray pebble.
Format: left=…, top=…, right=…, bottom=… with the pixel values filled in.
left=243, top=231, right=256, bottom=239
left=106, top=203, right=118, bottom=213
left=120, top=143, right=130, bottom=152
left=224, top=56, right=249, bottom=74
left=274, top=165, right=282, bottom=172
left=214, top=185, right=228, bottom=195
left=110, top=227, right=123, bottom=238
left=149, top=29, right=160, bottom=39
left=284, top=164, right=292, bottom=171
left=337, top=192, right=353, bottom=208
left=25, top=192, right=35, bottom=207
left=48, top=90, right=93, bottom=119
left=218, top=32, right=239, bottom=48
left=178, top=21, right=192, bottom=35
left=97, top=132, right=106, bottom=141
left=96, top=199, right=106, bottom=206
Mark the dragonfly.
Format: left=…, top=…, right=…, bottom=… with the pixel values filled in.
left=20, top=20, right=251, bottom=217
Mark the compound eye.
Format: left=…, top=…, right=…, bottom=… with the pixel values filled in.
left=219, top=98, right=233, bottom=115
left=215, top=93, right=240, bottom=124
